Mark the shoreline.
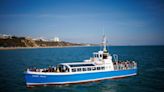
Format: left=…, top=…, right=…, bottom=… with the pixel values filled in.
left=0, top=46, right=94, bottom=50
left=0, top=45, right=163, bottom=50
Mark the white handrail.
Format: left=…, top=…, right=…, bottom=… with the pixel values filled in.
left=113, top=54, right=118, bottom=62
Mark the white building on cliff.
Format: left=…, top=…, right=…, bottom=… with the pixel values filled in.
left=52, top=37, right=60, bottom=42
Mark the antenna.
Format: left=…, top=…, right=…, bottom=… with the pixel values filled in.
left=103, top=34, right=107, bottom=52
left=103, top=26, right=105, bottom=36
left=102, top=26, right=107, bottom=52
left=100, top=26, right=105, bottom=51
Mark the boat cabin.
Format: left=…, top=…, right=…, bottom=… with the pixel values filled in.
left=56, top=63, right=105, bottom=73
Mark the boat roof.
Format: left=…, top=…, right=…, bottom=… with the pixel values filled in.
left=60, top=62, right=95, bottom=68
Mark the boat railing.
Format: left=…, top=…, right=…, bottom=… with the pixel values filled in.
left=113, top=61, right=137, bottom=70
left=27, top=66, right=58, bottom=73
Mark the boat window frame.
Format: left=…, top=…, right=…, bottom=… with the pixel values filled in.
left=77, top=68, right=82, bottom=72
left=83, top=68, right=87, bottom=71
left=87, top=67, right=92, bottom=71
left=101, top=66, right=105, bottom=70
left=72, top=68, right=76, bottom=72
left=92, top=67, right=96, bottom=71
left=97, top=67, right=101, bottom=70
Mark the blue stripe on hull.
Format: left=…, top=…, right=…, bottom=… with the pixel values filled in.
left=25, top=69, right=137, bottom=85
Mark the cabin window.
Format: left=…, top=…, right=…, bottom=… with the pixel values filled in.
left=95, top=54, right=98, bottom=58
left=77, top=68, right=82, bottom=72
left=101, top=67, right=105, bottom=70
left=97, top=67, right=101, bottom=70
left=103, top=54, right=108, bottom=59
left=83, top=68, right=86, bottom=71
left=72, top=68, right=76, bottom=72
left=92, top=67, right=96, bottom=71
left=105, top=66, right=108, bottom=69
left=87, top=68, right=92, bottom=71
left=100, top=54, right=102, bottom=57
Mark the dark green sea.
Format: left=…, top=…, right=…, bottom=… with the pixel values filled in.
left=0, top=46, right=164, bottom=92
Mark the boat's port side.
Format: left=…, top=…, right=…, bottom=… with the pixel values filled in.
left=25, top=68, right=137, bottom=86
left=27, top=60, right=137, bottom=74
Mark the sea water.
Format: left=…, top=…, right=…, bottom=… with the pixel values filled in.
left=0, top=46, right=164, bottom=92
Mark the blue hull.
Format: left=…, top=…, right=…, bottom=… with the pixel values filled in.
left=25, top=69, right=137, bottom=86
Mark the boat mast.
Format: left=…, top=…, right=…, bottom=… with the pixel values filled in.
left=103, top=35, right=108, bottom=52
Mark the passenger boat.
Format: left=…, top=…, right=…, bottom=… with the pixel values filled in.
left=24, top=35, right=137, bottom=87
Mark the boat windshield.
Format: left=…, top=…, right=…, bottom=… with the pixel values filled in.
left=103, top=53, right=108, bottom=59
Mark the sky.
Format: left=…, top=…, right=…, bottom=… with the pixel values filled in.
left=0, top=0, right=164, bottom=45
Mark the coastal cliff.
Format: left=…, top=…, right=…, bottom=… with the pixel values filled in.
left=0, top=36, right=86, bottom=48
